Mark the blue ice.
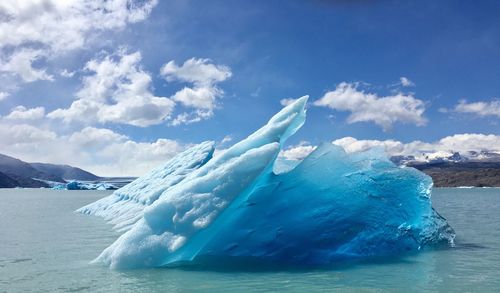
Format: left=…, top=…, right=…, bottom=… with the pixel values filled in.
left=78, top=96, right=454, bottom=269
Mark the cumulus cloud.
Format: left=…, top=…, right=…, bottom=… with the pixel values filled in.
left=314, top=82, right=427, bottom=131
left=334, top=134, right=500, bottom=155
left=332, top=137, right=405, bottom=154
left=280, top=98, right=299, bottom=107
left=5, top=105, right=45, bottom=120
left=0, top=123, right=186, bottom=176
left=169, top=106, right=211, bottom=126
left=161, top=58, right=231, bottom=86
left=453, top=99, right=500, bottom=118
left=0, top=0, right=157, bottom=84
left=400, top=77, right=415, bottom=87
left=68, top=126, right=128, bottom=150
left=280, top=134, right=500, bottom=161
left=279, top=142, right=317, bottom=161
left=0, top=123, right=57, bottom=145
left=59, top=69, right=75, bottom=78
left=48, top=53, right=232, bottom=127
left=160, top=58, right=232, bottom=124
left=0, top=91, right=8, bottom=101
left=0, top=49, right=54, bottom=82
left=435, top=134, right=500, bottom=153
left=48, top=51, right=175, bottom=127
left=0, top=0, right=157, bottom=51
left=171, top=86, right=222, bottom=112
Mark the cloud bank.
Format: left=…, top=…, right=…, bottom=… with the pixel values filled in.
left=281, top=134, right=500, bottom=161
left=453, top=99, right=500, bottom=118
left=314, top=82, right=427, bottom=131
left=48, top=53, right=232, bottom=127
left=0, top=122, right=186, bottom=176
left=0, top=0, right=158, bottom=85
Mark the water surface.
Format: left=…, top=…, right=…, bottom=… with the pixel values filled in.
left=1, top=188, right=499, bottom=292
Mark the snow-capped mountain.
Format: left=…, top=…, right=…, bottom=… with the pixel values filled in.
left=465, top=151, right=500, bottom=162
left=391, top=150, right=500, bottom=165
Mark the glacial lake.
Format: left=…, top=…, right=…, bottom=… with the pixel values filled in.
left=1, top=188, right=499, bottom=292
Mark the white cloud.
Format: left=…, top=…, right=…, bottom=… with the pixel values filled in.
left=314, top=82, right=427, bottom=131
left=435, top=133, right=500, bottom=153
left=332, top=137, right=405, bottom=154
left=48, top=53, right=232, bottom=127
left=96, top=137, right=185, bottom=176
left=160, top=58, right=232, bottom=124
left=280, top=134, right=500, bottom=161
left=170, top=110, right=214, bottom=126
left=333, top=134, right=500, bottom=156
left=48, top=51, right=175, bottom=127
left=453, top=99, right=500, bottom=118
left=5, top=105, right=45, bottom=120
left=0, top=123, right=57, bottom=145
left=0, top=0, right=157, bottom=51
left=0, top=91, right=8, bottom=101
left=279, top=142, right=317, bottom=161
left=400, top=77, right=415, bottom=87
left=221, top=135, right=232, bottom=144
left=160, top=58, right=231, bottom=86
left=0, top=0, right=157, bottom=83
left=0, top=49, right=54, bottom=82
left=59, top=69, right=75, bottom=78
left=280, top=98, right=299, bottom=107
left=0, top=123, right=186, bottom=176
left=171, top=86, right=222, bottom=111
left=68, top=126, right=128, bottom=149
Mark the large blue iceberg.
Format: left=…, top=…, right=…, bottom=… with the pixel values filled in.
left=78, top=96, right=454, bottom=269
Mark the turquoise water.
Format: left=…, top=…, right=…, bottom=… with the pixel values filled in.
left=1, top=188, right=499, bottom=292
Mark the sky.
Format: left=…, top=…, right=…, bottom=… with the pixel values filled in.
left=0, top=0, right=499, bottom=176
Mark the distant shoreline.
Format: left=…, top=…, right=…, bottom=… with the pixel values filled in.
left=410, top=162, right=500, bottom=188
left=1, top=150, right=499, bottom=188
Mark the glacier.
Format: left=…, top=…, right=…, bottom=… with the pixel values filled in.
left=78, top=96, right=455, bottom=269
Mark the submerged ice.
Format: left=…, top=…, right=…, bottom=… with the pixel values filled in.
left=78, top=96, right=454, bottom=269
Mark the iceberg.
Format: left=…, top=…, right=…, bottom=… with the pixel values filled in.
left=52, top=181, right=118, bottom=191
left=78, top=96, right=454, bottom=269
left=67, top=181, right=118, bottom=190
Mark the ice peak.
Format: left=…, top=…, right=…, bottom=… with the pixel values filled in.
left=244, top=95, right=308, bottom=143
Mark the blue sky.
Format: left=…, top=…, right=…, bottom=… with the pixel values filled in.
left=0, top=0, right=499, bottom=175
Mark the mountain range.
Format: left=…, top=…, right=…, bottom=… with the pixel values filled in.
left=390, top=150, right=500, bottom=165
left=390, top=151, right=500, bottom=187
left=0, top=153, right=100, bottom=188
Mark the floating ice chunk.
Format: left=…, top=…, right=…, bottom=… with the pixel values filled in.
left=79, top=96, right=454, bottom=269
left=65, top=181, right=118, bottom=190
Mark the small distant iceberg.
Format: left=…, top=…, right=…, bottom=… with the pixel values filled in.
left=53, top=181, right=118, bottom=190
left=78, top=96, right=455, bottom=269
